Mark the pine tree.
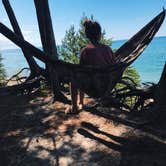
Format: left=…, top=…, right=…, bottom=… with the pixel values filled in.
left=59, top=14, right=140, bottom=84
left=59, top=15, right=112, bottom=64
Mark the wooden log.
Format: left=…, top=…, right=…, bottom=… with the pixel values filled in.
left=2, top=0, right=43, bottom=77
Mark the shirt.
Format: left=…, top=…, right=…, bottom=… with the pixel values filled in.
left=80, top=44, right=115, bottom=66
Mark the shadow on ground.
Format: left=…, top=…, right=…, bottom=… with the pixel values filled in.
left=0, top=93, right=166, bottom=166
left=78, top=122, right=166, bottom=166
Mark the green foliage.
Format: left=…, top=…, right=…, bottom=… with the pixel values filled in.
left=59, top=25, right=80, bottom=64
left=115, top=66, right=140, bottom=91
left=59, top=14, right=112, bottom=64
left=123, top=66, right=140, bottom=84
left=0, top=53, right=6, bottom=84
left=59, top=14, right=140, bottom=84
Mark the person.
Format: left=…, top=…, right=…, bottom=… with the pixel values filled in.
left=67, top=20, right=115, bottom=114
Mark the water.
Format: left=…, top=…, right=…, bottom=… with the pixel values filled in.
left=1, top=36, right=166, bottom=83
left=1, top=48, right=44, bottom=77
left=112, top=36, right=166, bottom=83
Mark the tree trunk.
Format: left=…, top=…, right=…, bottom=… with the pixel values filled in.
left=34, top=0, right=63, bottom=102
left=154, top=63, right=166, bottom=112
left=33, top=0, right=58, bottom=60
left=2, top=0, right=42, bottom=78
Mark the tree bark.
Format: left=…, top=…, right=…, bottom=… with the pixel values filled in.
left=154, top=63, right=166, bottom=112
left=34, top=0, right=63, bottom=102
left=2, top=0, right=42, bottom=78
left=33, top=0, right=58, bottom=60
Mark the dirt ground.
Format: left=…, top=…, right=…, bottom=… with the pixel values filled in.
left=0, top=91, right=166, bottom=166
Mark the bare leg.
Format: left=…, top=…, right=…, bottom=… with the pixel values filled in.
left=78, top=90, right=84, bottom=109
left=70, top=82, right=78, bottom=113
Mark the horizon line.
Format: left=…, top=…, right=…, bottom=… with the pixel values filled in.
left=1, top=35, right=166, bottom=51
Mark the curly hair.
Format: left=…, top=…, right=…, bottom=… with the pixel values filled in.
left=83, top=20, right=101, bottom=42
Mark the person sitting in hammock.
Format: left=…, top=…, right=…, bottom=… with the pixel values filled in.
left=67, top=20, right=115, bottom=113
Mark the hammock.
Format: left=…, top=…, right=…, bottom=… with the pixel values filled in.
left=0, top=10, right=165, bottom=99
left=72, top=9, right=166, bottom=98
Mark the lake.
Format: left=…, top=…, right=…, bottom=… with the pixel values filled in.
left=1, top=36, right=166, bottom=83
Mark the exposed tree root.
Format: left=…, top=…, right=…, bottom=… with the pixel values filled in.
left=0, top=77, right=42, bottom=96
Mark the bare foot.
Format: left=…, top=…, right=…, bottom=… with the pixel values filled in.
left=78, top=104, right=84, bottom=110
left=65, top=106, right=79, bottom=114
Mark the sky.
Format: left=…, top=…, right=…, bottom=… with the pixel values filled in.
left=0, top=0, right=166, bottom=50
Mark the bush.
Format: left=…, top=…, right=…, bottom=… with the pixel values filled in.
left=0, top=53, right=6, bottom=84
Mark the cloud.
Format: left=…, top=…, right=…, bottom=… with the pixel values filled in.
left=0, top=15, right=8, bottom=23
left=22, top=30, right=33, bottom=35
left=0, top=34, right=17, bottom=50
left=2, top=18, right=8, bottom=23
left=0, top=29, right=42, bottom=50
left=22, top=29, right=42, bottom=47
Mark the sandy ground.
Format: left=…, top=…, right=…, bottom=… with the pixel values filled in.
left=0, top=91, right=166, bottom=166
